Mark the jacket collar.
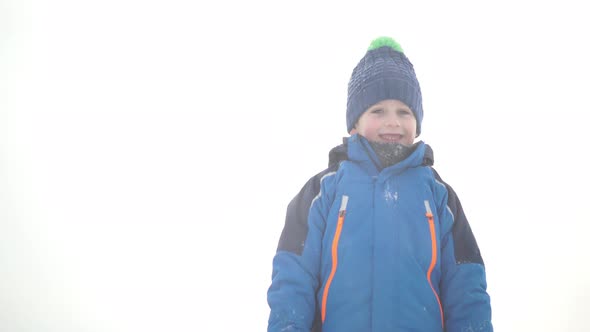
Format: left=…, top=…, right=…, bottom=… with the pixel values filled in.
left=328, top=134, right=434, bottom=176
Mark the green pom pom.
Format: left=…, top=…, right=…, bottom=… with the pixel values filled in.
left=367, top=36, right=404, bottom=53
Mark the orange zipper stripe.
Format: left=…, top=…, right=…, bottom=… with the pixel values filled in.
left=321, top=196, right=348, bottom=323
left=424, top=200, right=444, bottom=329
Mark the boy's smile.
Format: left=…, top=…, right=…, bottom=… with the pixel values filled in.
left=379, top=133, right=404, bottom=143
left=350, top=99, right=417, bottom=146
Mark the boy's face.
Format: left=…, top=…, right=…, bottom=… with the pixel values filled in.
left=350, top=99, right=416, bottom=146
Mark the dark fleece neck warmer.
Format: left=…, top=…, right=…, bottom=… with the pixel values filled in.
left=368, top=141, right=419, bottom=168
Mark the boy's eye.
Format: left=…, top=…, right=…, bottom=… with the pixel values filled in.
left=398, top=109, right=412, bottom=116
left=371, top=109, right=383, bottom=114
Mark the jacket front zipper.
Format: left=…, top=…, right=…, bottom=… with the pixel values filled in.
left=321, top=195, right=349, bottom=323
left=424, top=200, right=444, bottom=329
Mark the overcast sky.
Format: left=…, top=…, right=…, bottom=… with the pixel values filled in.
left=1, top=0, right=590, bottom=331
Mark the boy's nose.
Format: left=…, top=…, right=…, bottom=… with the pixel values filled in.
left=385, top=116, right=401, bottom=127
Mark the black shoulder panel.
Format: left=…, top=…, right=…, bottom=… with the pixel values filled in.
left=276, top=167, right=337, bottom=255
left=432, top=168, right=484, bottom=265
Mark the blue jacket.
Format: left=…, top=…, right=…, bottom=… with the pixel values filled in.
left=268, top=135, right=492, bottom=332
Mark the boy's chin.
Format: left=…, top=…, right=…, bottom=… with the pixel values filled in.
left=372, top=139, right=411, bottom=147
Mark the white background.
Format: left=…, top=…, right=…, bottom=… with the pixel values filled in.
left=2, top=0, right=590, bottom=331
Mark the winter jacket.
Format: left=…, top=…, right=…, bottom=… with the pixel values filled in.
left=267, top=134, right=492, bottom=332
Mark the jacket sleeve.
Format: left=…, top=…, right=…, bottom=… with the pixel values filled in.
left=267, top=170, right=336, bottom=332
left=433, top=172, right=493, bottom=332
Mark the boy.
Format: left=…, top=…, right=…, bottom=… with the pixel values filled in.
left=267, top=37, right=492, bottom=332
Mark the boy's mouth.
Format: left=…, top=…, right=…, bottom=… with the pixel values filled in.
left=379, top=134, right=403, bottom=142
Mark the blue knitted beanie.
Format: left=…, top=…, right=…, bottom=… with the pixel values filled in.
left=346, top=37, right=423, bottom=136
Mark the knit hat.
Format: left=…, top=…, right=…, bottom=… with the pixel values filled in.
left=346, top=36, right=423, bottom=136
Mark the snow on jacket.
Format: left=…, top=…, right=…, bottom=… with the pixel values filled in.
left=267, top=134, right=492, bottom=332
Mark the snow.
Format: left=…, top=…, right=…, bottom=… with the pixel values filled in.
left=1, top=0, right=589, bottom=331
